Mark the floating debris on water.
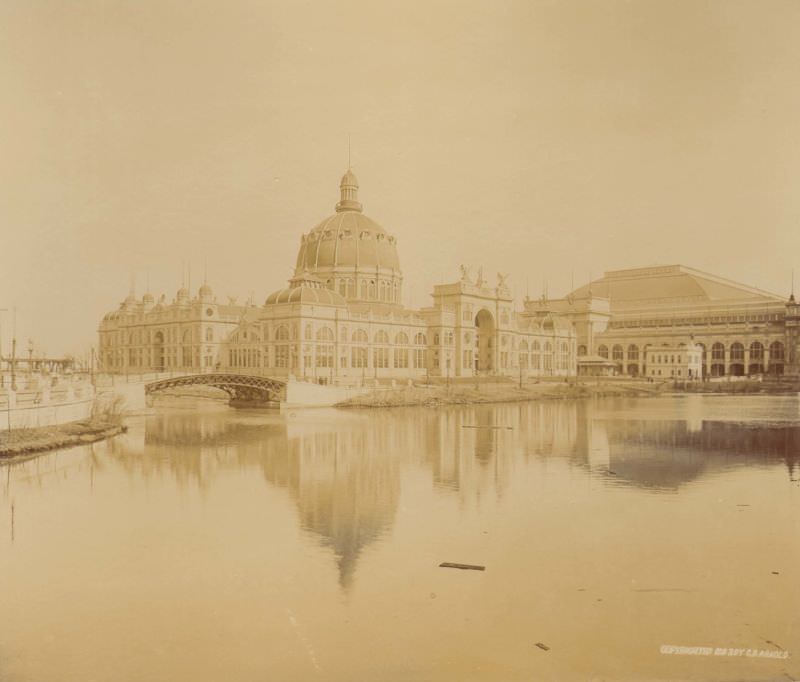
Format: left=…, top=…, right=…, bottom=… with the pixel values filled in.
left=439, top=562, right=485, bottom=571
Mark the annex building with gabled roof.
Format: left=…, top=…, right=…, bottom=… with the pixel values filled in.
left=547, top=265, right=800, bottom=377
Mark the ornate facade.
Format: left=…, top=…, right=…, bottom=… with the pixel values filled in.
left=97, top=287, right=251, bottom=373
left=547, top=265, right=798, bottom=377
left=99, top=170, right=577, bottom=381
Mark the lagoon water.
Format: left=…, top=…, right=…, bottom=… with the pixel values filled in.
left=1, top=395, right=799, bottom=681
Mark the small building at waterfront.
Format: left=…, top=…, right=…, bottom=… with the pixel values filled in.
left=645, top=343, right=703, bottom=380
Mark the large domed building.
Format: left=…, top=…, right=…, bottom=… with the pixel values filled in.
left=293, top=170, right=402, bottom=305
left=98, top=168, right=578, bottom=382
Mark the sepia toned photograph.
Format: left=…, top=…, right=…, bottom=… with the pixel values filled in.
left=1, top=1, right=798, bottom=680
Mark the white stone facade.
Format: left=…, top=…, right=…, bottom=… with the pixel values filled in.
left=98, top=170, right=577, bottom=382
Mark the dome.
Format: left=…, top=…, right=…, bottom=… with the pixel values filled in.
left=292, top=170, right=403, bottom=305
left=296, top=169, right=400, bottom=272
left=176, top=287, right=190, bottom=303
left=265, top=271, right=346, bottom=307
left=295, top=211, right=400, bottom=272
left=199, top=283, right=213, bottom=300
left=142, top=292, right=155, bottom=305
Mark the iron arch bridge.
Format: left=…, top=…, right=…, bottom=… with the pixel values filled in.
left=145, top=373, right=286, bottom=404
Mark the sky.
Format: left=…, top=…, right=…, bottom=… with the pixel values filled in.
left=1, top=0, right=799, bottom=357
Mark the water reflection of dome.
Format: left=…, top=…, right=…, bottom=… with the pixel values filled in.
left=261, top=428, right=400, bottom=590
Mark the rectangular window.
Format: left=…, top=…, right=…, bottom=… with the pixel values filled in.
left=275, top=345, right=289, bottom=368
left=374, top=347, right=389, bottom=368
left=394, top=348, right=409, bottom=368
left=316, top=344, right=334, bottom=368
left=352, top=347, right=368, bottom=368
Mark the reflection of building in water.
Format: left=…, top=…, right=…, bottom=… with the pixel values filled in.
left=261, top=422, right=400, bottom=590
left=428, top=402, right=580, bottom=498
left=573, top=406, right=800, bottom=490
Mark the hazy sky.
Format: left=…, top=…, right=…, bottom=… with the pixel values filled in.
left=1, top=0, right=799, bottom=356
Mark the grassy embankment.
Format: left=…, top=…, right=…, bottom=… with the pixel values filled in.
left=0, top=397, right=127, bottom=459
left=337, top=379, right=665, bottom=408
left=674, top=378, right=800, bottom=394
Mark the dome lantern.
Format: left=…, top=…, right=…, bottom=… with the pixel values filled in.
left=335, top=169, right=363, bottom=213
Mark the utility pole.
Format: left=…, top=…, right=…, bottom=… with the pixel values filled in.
left=0, top=308, right=7, bottom=388
left=10, top=307, right=17, bottom=391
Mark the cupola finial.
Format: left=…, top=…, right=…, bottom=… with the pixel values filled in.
left=335, top=167, right=363, bottom=213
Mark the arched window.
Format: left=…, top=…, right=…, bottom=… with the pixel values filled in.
left=360, top=280, right=368, bottom=299
left=304, top=324, right=313, bottom=341
left=730, top=342, right=744, bottom=361
left=519, top=340, right=529, bottom=370
left=413, top=332, right=426, bottom=369
left=747, top=341, right=765, bottom=374
left=612, top=344, right=624, bottom=362
left=276, top=325, right=290, bottom=341
left=711, top=343, right=725, bottom=360
left=627, top=344, right=639, bottom=361
left=374, top=330, right=389, bottom=368
left=368, top=281, right=376, bottom=299
left=352, top=329, right=368, bottom=368
left=315, top=326, right=334, bottom=368
left=531, top=341, right=542, bottom=371
left=394, top=332, right=409, bottom=368
left=543, top=341, right=553, bottom=372
left=339, top=280, right=347, bottom=297
left=559, top=340, right=570, bottom=370
left=598, top=344, right=609, bottom=359
left=577, top=345, right=587, bottom=356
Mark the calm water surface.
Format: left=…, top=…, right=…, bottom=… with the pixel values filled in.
left=1, top=395, right=799, bottom=681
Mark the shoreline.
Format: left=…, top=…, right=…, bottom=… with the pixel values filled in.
left=335, top=381, right=665, bottom=409
left=0, top=417, right=128, bottom=460
left=335, top=378, right=800, bottom=409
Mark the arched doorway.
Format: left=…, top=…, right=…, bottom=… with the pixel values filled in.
left=153, top=331, right=165, bottom=371
left=474, top=309, right=495, bottom=373
left=710, top=342, right=725, bottom=377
